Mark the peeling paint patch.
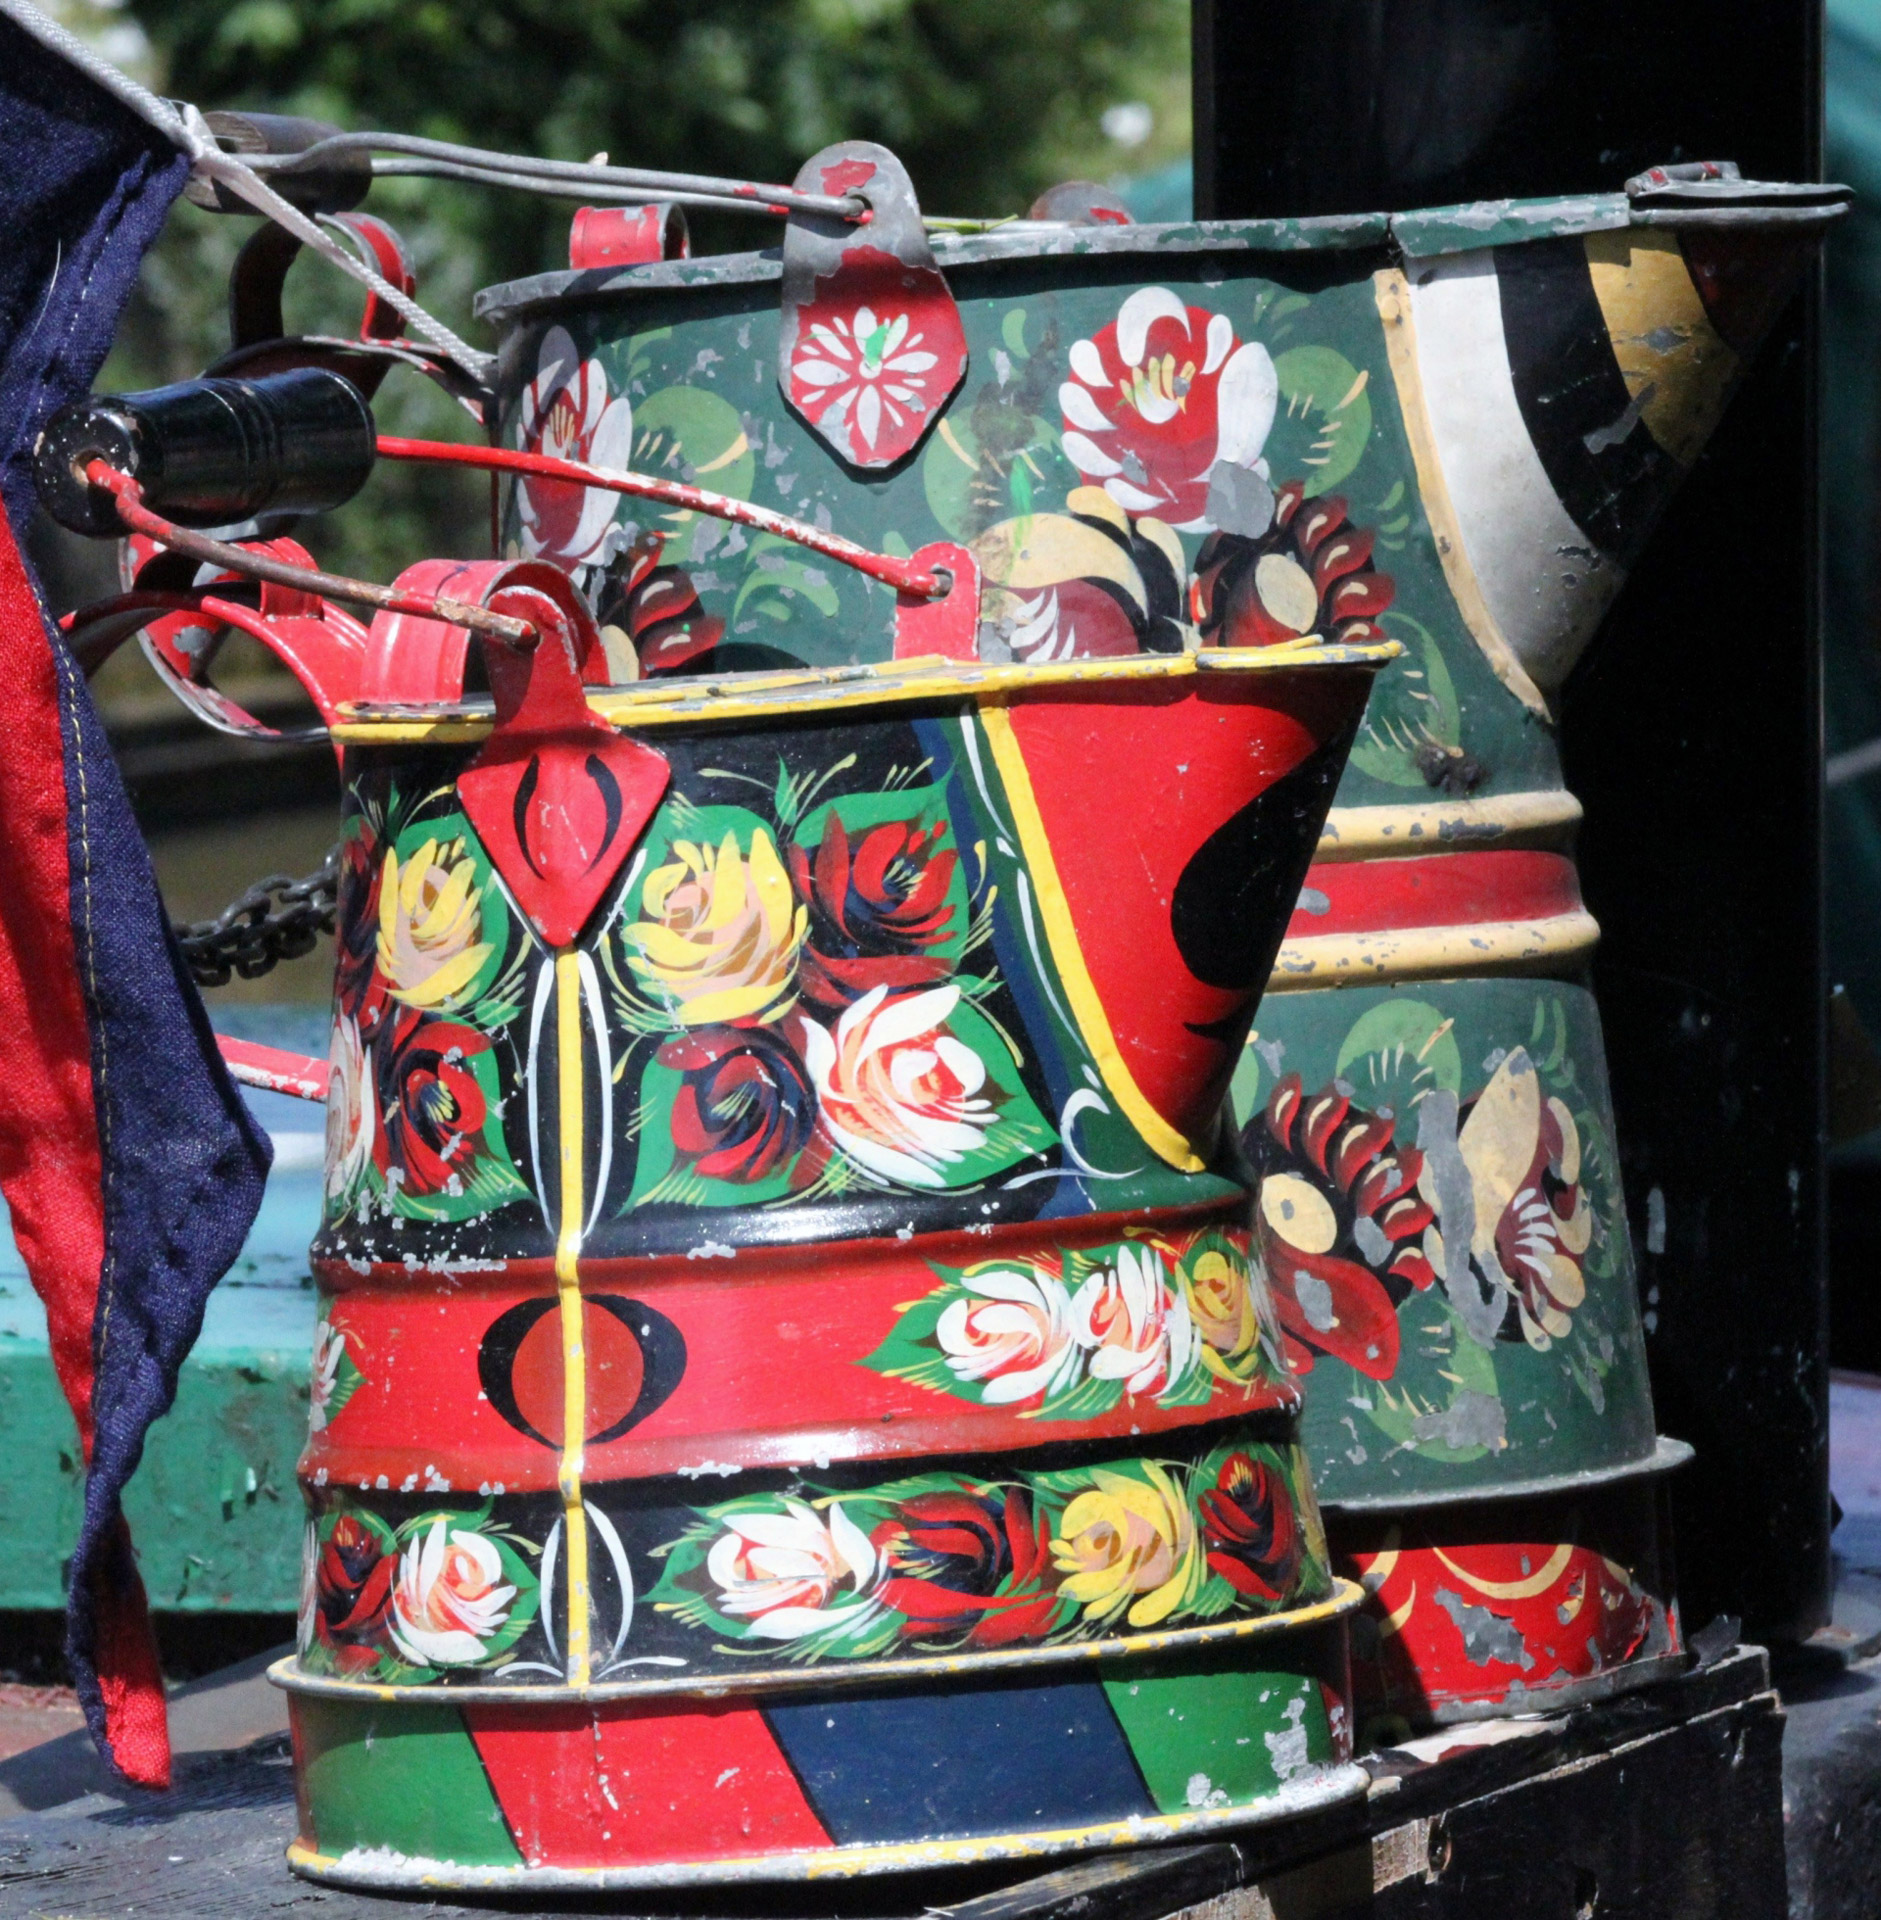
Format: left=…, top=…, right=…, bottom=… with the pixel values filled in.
left=1434, top=1587, right=1534, bottom=1669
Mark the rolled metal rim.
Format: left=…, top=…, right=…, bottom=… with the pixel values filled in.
left=1403, top=1648, right=1693, bottom=1729
left=471, top=195, right=1850, bottom=324
left=283, top=1759, right=1371, bottom=1889
left=272, top=1577, right=1364, bottom=1706
left=1320, top=1434, right=1694, bottom=1514
left=329, top=640, right=1401, bottom=744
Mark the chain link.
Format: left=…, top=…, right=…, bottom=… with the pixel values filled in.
left=173, top=846, right=341, bottom=988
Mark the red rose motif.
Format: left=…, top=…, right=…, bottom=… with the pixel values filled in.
left=874, top=1488, right=1061, bottom=1648
left=333, top=824, right=387, bottom=1037
left=373, top=1011, right=493, bottom=1197
left=315, top=1514, right=395, bottom=1670
left=788, top=813, right=959, bottom=1012
left=1199, top=1452, right=1301, bottom=1602
left=1060, top=289, right=1278, bottom=531
left=1194, top=484, right=1395, bottom=648
left=660, top=1024, right=816, bottom=1183
left=1246, top=1073, right=1436, bottom=1379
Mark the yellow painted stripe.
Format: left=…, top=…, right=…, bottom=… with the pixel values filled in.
left=329, top=641, right=1398, bottom=745
left=1264, top=910, right=1600, bottom=991
left=1582, top=229, right=1736, bottom=467
left=554, top=947, right=591, bottom=1687
left=977, top=704, right=1204, bottom=1173
left=1315, top=790, right=1583, bottom=862
left=1372, top=267, right=1550, bottom=719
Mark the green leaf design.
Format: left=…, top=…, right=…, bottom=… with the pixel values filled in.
left=1333, top=996, right=1463, bottom=1143
left=917, top=993, right=1057, bottom=1187
left=1266, top=345, right=1373, bottom=496
left=732, top=531, right=843, bottom=626
left=1345, top=612, right=1463, bottom=788
left=631, top=384, right=755, bottom=565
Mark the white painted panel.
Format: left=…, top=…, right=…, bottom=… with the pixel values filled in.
left=1407, top=253, right=1622, bottom=693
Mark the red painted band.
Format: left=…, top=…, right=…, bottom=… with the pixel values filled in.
left=1287, top=850, right=1583, bottom=940
left=304, top=1210, right=1292, bottom=1493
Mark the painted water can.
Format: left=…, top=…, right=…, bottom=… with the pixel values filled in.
left=272, top=553, right=1391, bottom=1890
left=469, top=163, right=1842, bottom=1732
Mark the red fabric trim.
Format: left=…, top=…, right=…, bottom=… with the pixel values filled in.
left=0, top=502, right=168, bottom=1788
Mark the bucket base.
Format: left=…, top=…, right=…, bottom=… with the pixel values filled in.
left=284, top=1768, right=1370, bottom=1892
left=281, top=1602, right=1361, bottom=1888
left=1331, top=1456, right=1686, bottom=1742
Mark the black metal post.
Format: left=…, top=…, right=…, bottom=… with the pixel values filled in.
left=1196, top=0, right=1828, bottom=1643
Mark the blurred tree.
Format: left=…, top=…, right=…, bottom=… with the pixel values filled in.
left=129, top=0, right=1191, bottom=280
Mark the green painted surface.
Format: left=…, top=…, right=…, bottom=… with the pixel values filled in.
left=1236, top=977, right=1657, bottom=1503
left=1104, top=1664, right=1334, bottom=1812
left=296, top=1697, right=523, bottom=1866
left=0, top=1040, right=322, bottom=1613
left=488, top=242, right=1566, bottom=813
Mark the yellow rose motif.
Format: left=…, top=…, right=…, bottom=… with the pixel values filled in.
left=1051, top=1463, right=1204, bottom=1628
left=627, top=828, right=806, bottom=1026
left=1182, top=1245, right=1262, bottom=1381
left=377, top=838, right=493, bottom=1010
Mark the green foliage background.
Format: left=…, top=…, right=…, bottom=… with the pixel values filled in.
left=89, top=0, right=1189, bottom=585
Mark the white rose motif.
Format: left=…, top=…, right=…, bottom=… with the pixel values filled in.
left=799, top=984, right=995, bottom=1189
left=324, top=1013, right=375, bottom=1201
left=1069, top=1242, right=1195, bottom=1396
left=309, top=1319, right=345, bottom=1434
left=389, top=1519, right=516, bottom=1668
left=516, top=325, right=635, bottom=568
left=705, top=1498, right=881, bottom=1640
left=936, top=1264, right=1081, bottom=1405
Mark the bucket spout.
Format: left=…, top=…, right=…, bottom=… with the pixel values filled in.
left=1387, top=170, right=1847, bottom=706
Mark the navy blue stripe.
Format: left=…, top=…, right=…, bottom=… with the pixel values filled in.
left=762, top=1673, right=1155, bottom=1846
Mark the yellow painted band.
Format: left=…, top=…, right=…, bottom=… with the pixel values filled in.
left=1372, top=267, right=1551, bottom=719
left=1264, top=911, right=1600, bottom=991
left=1315, top=790, right=1583, bottom=862
left=1582, top=229, right=1736, bottom=467
left=328, top=640, right=1398, bottom=745
left=1431, top=1539, right=1576, bottom=1602
left=554, top=947, right=590, bottom=1687
left=977, top=704, right=1205, bottom=1173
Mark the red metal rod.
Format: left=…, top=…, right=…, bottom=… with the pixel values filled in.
left=376, top=437, right=950, bottom=600
left=80, top=461, right=539, bottom=647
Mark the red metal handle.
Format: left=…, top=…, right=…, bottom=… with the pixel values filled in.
left=80, top=461, right=539, bottom=646
left=375, top=436, right=951, bottom=601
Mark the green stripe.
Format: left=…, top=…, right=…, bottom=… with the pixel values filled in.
left=295, top=1698, right=524, bottom=1868
left=1103, top=1665, right=1335, bottom=1815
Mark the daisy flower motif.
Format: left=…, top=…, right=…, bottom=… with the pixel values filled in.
left=788, top=302, right=941, bottom=458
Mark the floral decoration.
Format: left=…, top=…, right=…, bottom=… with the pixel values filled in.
left=626, top=827, right=806, bottom=1028
left=327, top=801, right=528, bottom=1227
left=1248, top=1072, right=1436, bottom=1380
left=1194, top=485, right=1395, bottom=649
left=974, top=487, right=1193, bottom=662
left=1247, top=1047, right=1594, bottom=1379
left=1419, top=1049, right=1593, bottom=1350
left=788, top=810, right=960, bottom=1013
left=298, top=1506, right=539, bottom=1683
left=860, top=1230, right=1277, bottom=1419
left=788, top=301, right=944, bottom=460
left=616, top=785, right=1052, bottom=1206
left=647, top=1436, right=1325, bottom=1661
left=799, top=983, right=995, bottom=1190
left=1059, top=288, right=1278, bottom=531
left=594, top=533, right=725, bottom=678
left=308, top=1316, right=363, bottom=1434
left=377, top=835, right=495, bottom=1013
left=516, top=326, right=635, bottom=570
